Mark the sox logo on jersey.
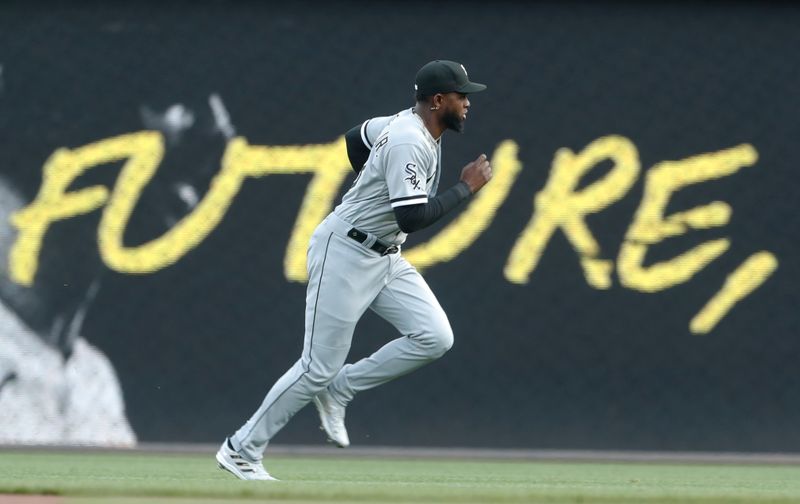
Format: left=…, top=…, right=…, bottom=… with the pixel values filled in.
left=404, top=163, right=421, bottom=190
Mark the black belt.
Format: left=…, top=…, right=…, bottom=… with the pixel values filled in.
left=347, top=228, right=399, bottom=256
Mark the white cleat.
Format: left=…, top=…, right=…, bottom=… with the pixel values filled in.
left=313, top=389, right=350, bottom=448
left=216, top=438, right=279, bottom=481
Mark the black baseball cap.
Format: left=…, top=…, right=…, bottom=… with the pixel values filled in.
left=414, top=60, right=487, bottom=96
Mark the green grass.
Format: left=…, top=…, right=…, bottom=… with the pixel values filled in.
left=1, top=451, right=800, bottom=503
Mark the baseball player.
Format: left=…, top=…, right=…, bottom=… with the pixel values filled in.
left=216, top=60, right=492, bottom=480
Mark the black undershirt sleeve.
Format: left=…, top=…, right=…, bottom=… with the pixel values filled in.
left=344, top=123, right=370, bottom=173
left=393, top=182, right=472, bottom=233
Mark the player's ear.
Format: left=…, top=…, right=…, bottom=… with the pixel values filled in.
left=430, top=94, right=444, bottom=111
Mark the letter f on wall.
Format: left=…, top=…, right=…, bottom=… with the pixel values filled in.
left=9, top=132, right=164, bottom=286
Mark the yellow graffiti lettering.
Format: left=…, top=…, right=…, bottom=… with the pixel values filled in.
left=404, top=140, right=522, bottom=271
left=690, top=251, right=778, bottom=334
left=618, top=144, right=758, bottom=292
left=235, top=138, right=351, bottom=282
left=99, top=136, right=246, bottom=273
left=11, top=133, right=349, bottom=281
left=9, top=128, right=778, bottom=337
left=10, top=131, right=163, bottom=285
left=504, top=135, right=640, bottom=288
left=102, top=136, right=349, bottom=277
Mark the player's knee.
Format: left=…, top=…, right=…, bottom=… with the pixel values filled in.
left=305, top=368, right=337, bottom=390
left=428, top=323, right=454, bottom=358
left=305, top=352, right=346, bottom=388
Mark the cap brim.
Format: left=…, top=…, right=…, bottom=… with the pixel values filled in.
left=457, top=81, right=487, bottom=94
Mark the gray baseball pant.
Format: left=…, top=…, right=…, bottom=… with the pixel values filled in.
left=230, top=213, right=453, bottom=462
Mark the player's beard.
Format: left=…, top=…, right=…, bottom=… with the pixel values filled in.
left=442, top=108, right=465, bottom=133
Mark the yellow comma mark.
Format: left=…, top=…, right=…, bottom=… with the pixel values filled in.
left=618, top=144, right=758, bottom=292
left=504, top=135, right=640, bottom=289
left=10, top=131, right=163, bottom=285
left=404, top=140, right=522, bottom=271
left=690, top=251, right=778, bottom=334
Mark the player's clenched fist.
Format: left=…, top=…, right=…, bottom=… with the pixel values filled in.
left=460, top=153, right=493, bottom=193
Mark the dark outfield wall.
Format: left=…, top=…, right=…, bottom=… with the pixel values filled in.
left=1, top=1, right=798, bottom=451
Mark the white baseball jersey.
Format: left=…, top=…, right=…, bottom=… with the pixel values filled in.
left=334, top=108, right=441, bottom=245
left=227, top=60, right=485, bottom=467
left=230, top=108, right=454, bottom=465
left=230, top=109, right=460, bottom=461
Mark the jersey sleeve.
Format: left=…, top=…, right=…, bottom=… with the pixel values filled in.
left=345, top=125, right=370, bottom=172
left=384, top=142, right=432, bottom=208
left=362, top=115, right=395, bottom=147
left=345, top=115, right=398, bottom=173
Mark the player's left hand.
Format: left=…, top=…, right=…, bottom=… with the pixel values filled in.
left=459, top=153, right=492, bottom=193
